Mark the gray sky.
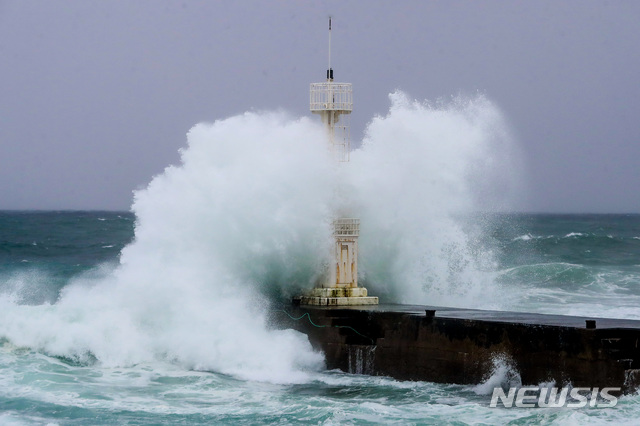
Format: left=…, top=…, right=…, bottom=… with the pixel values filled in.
left=1, top=0, right=638, bottom=212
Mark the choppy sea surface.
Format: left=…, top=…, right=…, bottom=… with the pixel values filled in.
left=1, top=211, right=639, bottom=425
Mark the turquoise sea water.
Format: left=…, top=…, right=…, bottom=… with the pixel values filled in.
left=1, top=211, right=640, bottom=425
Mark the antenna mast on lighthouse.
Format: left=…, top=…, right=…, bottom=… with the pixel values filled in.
left=299, top=18, right=378, bottom=306
left=328, top=17, right=331, bottom=77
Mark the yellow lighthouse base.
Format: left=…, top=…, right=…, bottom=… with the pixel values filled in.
left=296, top=287, right=379, bottom=306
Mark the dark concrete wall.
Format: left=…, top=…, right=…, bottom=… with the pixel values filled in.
left=273, top=306, right=640, bottom=392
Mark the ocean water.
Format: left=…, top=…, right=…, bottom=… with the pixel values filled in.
left=1, top=94, right=639, bottom=424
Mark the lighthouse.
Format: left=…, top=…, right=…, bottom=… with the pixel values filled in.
left=298, top=18, right=378, bottom=306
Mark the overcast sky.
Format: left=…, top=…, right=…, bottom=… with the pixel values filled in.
left=1, top=1, right=638, bottom=212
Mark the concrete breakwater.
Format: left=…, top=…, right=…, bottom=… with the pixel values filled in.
left=275, top=304, right=640, bottom=392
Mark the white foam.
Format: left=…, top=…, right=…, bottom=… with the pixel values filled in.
left=564, top=232, right=586, bottom=238
left=0, top=111, right=329, bottom=383
left=0, top=93, right=522, bottom=381
left=348, top=92, right=521, bottom=307
left=472, top=354, right=521, bottom=395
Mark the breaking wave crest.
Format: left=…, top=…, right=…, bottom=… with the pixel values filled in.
left=0, top=92, right=520, bottom=380
left=349, top=92, right=520, bottom=306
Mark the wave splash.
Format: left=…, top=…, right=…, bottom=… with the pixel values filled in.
left=0, top=91, right=519, bottom=380
left=0, top=111, right=331, bottom=382
left=349, top=92, right=520, bottom=306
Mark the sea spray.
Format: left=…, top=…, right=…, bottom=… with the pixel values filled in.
left=0, top=111, right=332, bottom=382
left=347, top=92, right=520, bottom=306
left=0, top=93, right=521, bottom=380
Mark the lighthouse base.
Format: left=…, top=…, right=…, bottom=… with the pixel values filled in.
left=295, top=287, right=379, bottom=306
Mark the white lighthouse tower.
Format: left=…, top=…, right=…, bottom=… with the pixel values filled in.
left=299, top=18, right=378, bottom=306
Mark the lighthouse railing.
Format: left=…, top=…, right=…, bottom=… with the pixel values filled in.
left=310, top=83, right=353, bottom=111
